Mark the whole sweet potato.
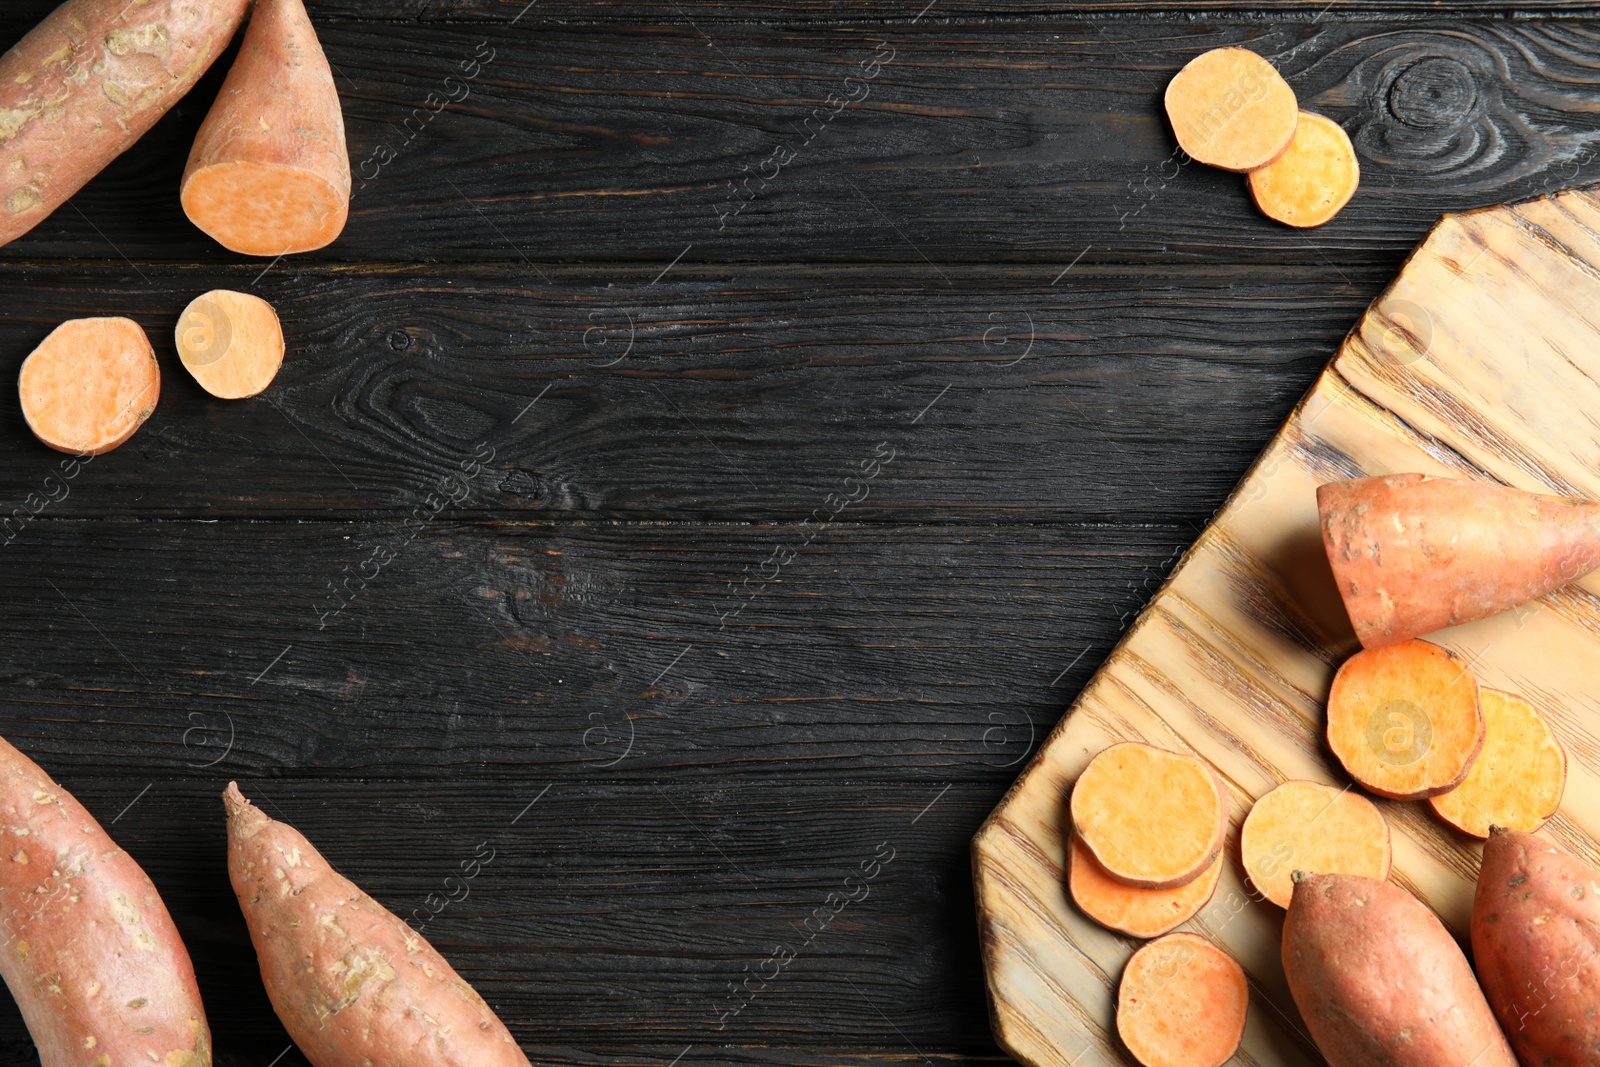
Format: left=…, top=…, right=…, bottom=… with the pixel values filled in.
left=1283, top=871, right=1515, bottom=1067
left=0, top=735, right=211, bottom=1067
left=225, top=783, right=531, bottom=1067
left=1472, top=827, right=1600, bottom=1066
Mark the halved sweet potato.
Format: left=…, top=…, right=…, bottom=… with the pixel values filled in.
left=1248, top=110, right=1359, bottom=228
left=18, top=317, right=160, bottom=455
left=1068, top=831, right=1222, bottom=938
left=1429, top=688, right=1566, bottom=837
left=1326, top=639, right=1483, bottom=799
left=1163, top=47, right=1298, bottom=172
left=1239, top=780, right=1391, bottom=908
left=1070, top=742, right=1227, bottom=889
left=1117, top=932, right=1248, bottom=1067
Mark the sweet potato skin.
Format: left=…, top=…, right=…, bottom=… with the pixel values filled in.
left=0, top=734, right=210, bottom=1067
left=225, top=784, right=532, bottom=1067
left=1319, top=473, right=1600, bottom=648
left=1472, top=828, right=1600, bottom=1066
left=1283, top=872, right=1516, bottom=1067
left=0, top=0, right=252, bottom=247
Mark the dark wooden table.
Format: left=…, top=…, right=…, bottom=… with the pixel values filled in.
left=0, top=2, right=1593, bottom=1064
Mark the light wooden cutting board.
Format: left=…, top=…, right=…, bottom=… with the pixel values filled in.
left=972, top=186, right=1600, bottom=1067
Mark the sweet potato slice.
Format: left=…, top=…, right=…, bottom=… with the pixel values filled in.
left=1068, top=831, right=1222, bottom=938
left=1429, top=688, right=1566, bottom=836
left=182, top=0, right=350, bottom=256
left=18, top=317, right=159, bottom=455
left=1239, top=780, right=1390, bottom=908
left=1117, top=932, right=1248, bottom=1067
left=1320, top=473, right=1600, bottom=648
left=1326, top=638, right=1483, bottom=799
left=177, top=290, right=286, bottom=399
left=1070, top=742, right=1227, bottom=889
left=1163, top=47, right=1298, bottom=172
left=1247, top=111, right=1359, bottom=228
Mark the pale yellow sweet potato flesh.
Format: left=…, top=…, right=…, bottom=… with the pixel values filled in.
left=224, top=784, right=532, bottom=1067
left=1070, top=742, right=1227, bottom=889
left=1117, top=932, right=1248, bottom=1067
left=1068, top=832, right=1221, bottom=938
left=1429, top=688, right=1566, bottom=837
left=1325, top=639, right=1483, bottom=799
left=182, top=0, right=350, bottom=255
left=1239, top=780, right=1391, bottom=908
left=0, top=0, right=251, bottom=248
left=177, top=290, right=285, bottom=399
left=1248, top=110, right=1359, bottom=228
left=19, top=317, right=160, bottom=455
left=0, top=734, right=211, bottom=1067
left=1163, top=47, right=1298, bottom=172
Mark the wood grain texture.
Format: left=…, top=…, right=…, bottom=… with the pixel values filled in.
left=973, top=185, right=1600, bottom=1067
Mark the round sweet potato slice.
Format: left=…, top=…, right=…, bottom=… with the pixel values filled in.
left=1240, top=780, right=1391, bottom=908
left=1164, top=47, right=1298, bottom=172
left=1326, top=639, right=1483, bottom=800
left=1118, top=932, right=1248, bottom=1067
left=1429, top=688, right=1566, bottom=837
left=1070, top=742, right=1228, bottom=889
left=18, top=317, right=160, bottom=455
left=1068, top=831, right=1222, bottom=938
left=1248, top=110, right=1359, bottom=228
left=177, top=290, right=286, bottom=399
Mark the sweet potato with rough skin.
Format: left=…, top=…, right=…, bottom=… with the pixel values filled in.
left=1429, top=689, right=1566, bottom=837
left=1284, top=872, right=1516, bottom=1067
left=1472, top=828, right=1600, bottom=1067
left=1240, top=780, right=1391, bottom=908
left=1070, top=742, right=1228, bottom=889
left=1067, top=831, right=1221, bottom=939
left=0, top=0, right=251, bottom=248
left=0, top=734, right=211, bottom=1067
left=1319, top=473, right=1600, bottom=648
left=1117, top=932, right=1248, bottom=1067
left=19, top=317, right=160, bottom=455
left=182, top=0, right=350, bottom=255
left=225, top=784, right=532, bottom=1067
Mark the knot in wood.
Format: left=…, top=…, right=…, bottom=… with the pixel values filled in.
left=1387, top=57, right=1478, bottom=131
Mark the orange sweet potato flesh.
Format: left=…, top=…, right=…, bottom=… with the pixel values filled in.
left=1320, top=473, right=1600, bottom=648
left=1248, top=110, right=1359, bottom=228
left=1163, top=48, right=1299, bottom=172
left=224, top=784, right=532, bottom=1067
left=19, top=317, right=160, bottom=455
left=1068, top=831, right=1221, bottom=938
left=1473, top=828, right=1600, bottom=1067
left=1285, top=872, right=1516, bottom=1067
left=1117, top=932, right=1248, bottom=1067
left=0, top=734, right=211, bottom=1067
left=1326, top=639, right=1482, bottom=800
left=0, top=0, right=251, bottom=248
left=1239, top=781, right=1391, bottom=908
left=177, top=290, right=285, bottom=399
left=1429, top=688, right=1566, bottom=837
left=1070, top=742, right=1227, bottom=889
left=182, top=0, right=350, bottom=256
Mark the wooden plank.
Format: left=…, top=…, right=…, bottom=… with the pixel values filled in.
left=0, top=22, right=1597, bottom=265
left=0, top=775, right=1005, bottom=1059
left=0, top=519, right=1175, bottom=778
left=0, top=263, right=1358, bottom=521
left=974, top=187, right=1600, bottom=1067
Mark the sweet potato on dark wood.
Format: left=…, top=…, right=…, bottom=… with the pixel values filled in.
left=1248, top=110, right=1359, bottom=228
left=1163, top=47, right=1298, bottom=172
left=0, top=0, right=251, bottom=248
left=1284, top=872, right=1516, bottom=1067
left=1319, top=473, right=1600, bottom=648
left=1069, top=742, right=1228, bottom=889
left=19, top=317, right=160, bottom=455
left=176, top=290, right=285, bottom=399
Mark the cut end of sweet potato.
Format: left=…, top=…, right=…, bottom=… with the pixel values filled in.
left=1068, top=830, right=1222, bottom=938
left=1248, top=110, right=1359, bottom=228
left=1164, top=47, right=1298, bottom=172
left=1117, top=933, right=1249, bottom=1067
left=1326, top=639, right=1483, bottom=799
left=1070, top=742, right=1228, bottom=889
left=182, top=162, right=349, bottom=256
left=18, top=317, right=160, bottom=455
left=1430, top=687, right=1566, bottom=837
left=177, top=289, right=286, bottom=399
left=1240, top=780, right=1391, bottom=908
